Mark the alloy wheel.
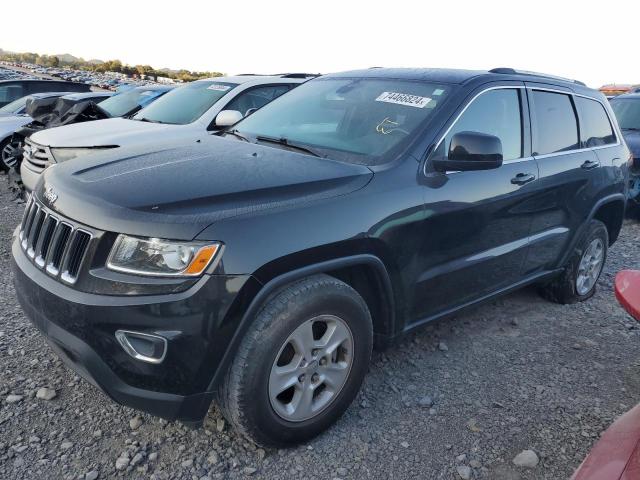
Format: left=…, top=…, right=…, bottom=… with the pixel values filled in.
left=268, top=315, right=354, bottom=422
left=1, top=140, right=21, bottom=169
left=576, top=238, right=605, bottom=296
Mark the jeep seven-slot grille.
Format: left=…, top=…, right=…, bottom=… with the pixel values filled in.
left=19, top=196, right=92, bottom=285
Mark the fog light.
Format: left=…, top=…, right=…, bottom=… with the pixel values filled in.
left=115, top=330, right=167, bottom=364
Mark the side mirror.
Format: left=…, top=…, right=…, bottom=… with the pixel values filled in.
left=432, top=131, right=503, bottom=172
left=214, top=110, right=243, bottom=128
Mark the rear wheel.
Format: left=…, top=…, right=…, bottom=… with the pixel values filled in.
left=217, top=274, right=373, bottom=447
left=539, top=219, right=608, bottom=304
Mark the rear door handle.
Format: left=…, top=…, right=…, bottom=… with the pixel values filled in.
left=511, top=173, right=536, bottom=185
left=581, top=160, right=600, bottom=170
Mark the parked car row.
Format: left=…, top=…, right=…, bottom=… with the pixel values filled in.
left=17, top=74, right=313, bottom=191
left=1, top=62, right=171, bottom=92
left=8, top=66, right=633, bottom=451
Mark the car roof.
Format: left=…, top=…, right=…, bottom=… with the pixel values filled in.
left=195, top=74, right=315, bottom=85
left=134, top=85, right=174, bottom=92
left=61, top=92, right=113, bottom=100
left=28, top=92, right=75, bottom=99
left=323, top=67, right=589, bottom=89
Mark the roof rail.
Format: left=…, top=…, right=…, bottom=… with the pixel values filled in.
left=489, top=68, right=586, bottom=87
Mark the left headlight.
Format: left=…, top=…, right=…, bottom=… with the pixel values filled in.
left=50, top=148, right=94, bottom=163
left=107, top=235, right=221, bottom=277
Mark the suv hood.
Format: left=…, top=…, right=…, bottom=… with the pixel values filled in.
left=37, top=136, right=373, bottom=239
left=30, top=117, right=186, bottom=148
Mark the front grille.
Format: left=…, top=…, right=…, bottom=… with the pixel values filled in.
left=19, top=196, right=92, bottom=285
left=24, top=138, right=54, bottom=173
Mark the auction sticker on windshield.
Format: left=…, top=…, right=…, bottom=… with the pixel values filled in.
left=207, top=84, right=231, bottom=91
left=376, top=92, right=432, bottom=108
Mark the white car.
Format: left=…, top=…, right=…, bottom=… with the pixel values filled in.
left=21, top=74, right=316, bottom=192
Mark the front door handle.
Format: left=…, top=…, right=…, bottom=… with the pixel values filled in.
left=581, top=160, right=600, bottom=170
left=511, top=173, right=536, bottom=185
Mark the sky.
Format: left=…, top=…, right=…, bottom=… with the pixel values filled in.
left=1, top=0, right=638, bottom=88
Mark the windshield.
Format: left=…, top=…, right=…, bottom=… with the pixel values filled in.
left=611, top=98, right=640, bottom=130
left=100, top=88, right=167, bottom=118
left=232, top=78, right=450, bottom=164
left=133, top=81, right=238, bottom=125
left=0, top=95, right=28, bottom=114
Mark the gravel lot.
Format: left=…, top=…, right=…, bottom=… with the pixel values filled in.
left=1, top=178, right=640, bottom=480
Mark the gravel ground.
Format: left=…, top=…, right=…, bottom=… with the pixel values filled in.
left=2, top=178, right=640, bottom=480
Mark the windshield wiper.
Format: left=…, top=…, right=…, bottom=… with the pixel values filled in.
left=223, top=129, right=252, bottom=142
left=622, top=127, right=640, bottom=131
left=255, top=135, right=324, bottom=158
left=137, top=117, right=163, bottom=124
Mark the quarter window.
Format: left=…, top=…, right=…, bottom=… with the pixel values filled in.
left=576, top=97, right=616, bottom=147
left=441, top=89, right=523, bottom=161
left=531, top=91, right=579, bottom=155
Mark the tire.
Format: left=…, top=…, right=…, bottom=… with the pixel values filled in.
left=539, top=219, right=608, bottom=304
left=0, top=137, right=12, bottom=172
left=217, top=274, right=373, bottom=447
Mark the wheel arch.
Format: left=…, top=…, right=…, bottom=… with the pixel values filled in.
left=591, top=196, right=625, bottom=245
left=558, top=193, right=626, bottom=268
left=207, top=254, right=396, bottom=392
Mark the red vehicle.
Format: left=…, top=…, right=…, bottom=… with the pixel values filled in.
left=571, top=270, right=640, bottom=480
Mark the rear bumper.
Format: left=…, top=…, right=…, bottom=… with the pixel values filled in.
left=11, top=236, right=254, bottom=422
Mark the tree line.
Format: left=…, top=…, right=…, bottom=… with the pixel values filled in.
left=0, top=51, right=224, bottom=82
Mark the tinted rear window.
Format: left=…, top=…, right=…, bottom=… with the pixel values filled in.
left=576, top=97, right=616, bottom=147
left=531, top=91, right=579, bottom=155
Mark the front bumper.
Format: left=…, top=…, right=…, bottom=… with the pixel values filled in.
left=20, top=160, right=41, bottom=193
left=12, top=237, right=255, bottom=423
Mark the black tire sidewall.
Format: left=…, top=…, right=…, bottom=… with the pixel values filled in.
left=237, top=279, right=372, bottom=446
left=0, top=137, right=11, bottom=172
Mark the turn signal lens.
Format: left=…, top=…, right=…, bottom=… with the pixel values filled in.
left=184, top=244, right=220, bottom=275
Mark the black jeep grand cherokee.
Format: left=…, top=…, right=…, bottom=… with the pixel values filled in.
left=12, top=68, right=630, bottom=447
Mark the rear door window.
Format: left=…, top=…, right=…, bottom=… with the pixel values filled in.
left=531, top=91, right=579, bottom=155
left=575, top=97, right=616, bottom=147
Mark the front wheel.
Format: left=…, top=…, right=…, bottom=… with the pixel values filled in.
left=216, top=274, right=373, bottom=447
left=539, top=219, right=608, bottom=304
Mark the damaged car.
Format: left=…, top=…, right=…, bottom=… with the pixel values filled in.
left=0, top=92, right=111, bottom=171
left=5, top=87, right=168, bottom=189
left=610, top=92, right=640, bottom=214
left=0, top=79, right=90, bottom=108
left=19, top=74, right=316, bottom=192
left=1, top=92, right=112, bottom=184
